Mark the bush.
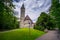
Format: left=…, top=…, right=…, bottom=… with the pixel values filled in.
left=34, top=12, right=55, bottom=31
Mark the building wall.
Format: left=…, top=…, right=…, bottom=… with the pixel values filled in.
left=24, top=20, right=34, bottom=28
left=20, top=7, right=25, bottom=28
left=20, top=4, right=34, bottom=28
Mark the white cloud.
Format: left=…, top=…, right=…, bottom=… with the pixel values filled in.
left=13, top=0, right=51, bottom=23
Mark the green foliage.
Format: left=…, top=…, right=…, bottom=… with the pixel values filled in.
left=0, top=28, right=45, bottom=40
left=0, top=0, right=19, bottom=31
left=50, top=0, right=60, bottom=29
left=34, top=12, right=55, bottom=31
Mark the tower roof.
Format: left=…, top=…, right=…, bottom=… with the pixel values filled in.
left=21, top=4, right=25, bottom=9
left=24, top=15, right=33, bottom=24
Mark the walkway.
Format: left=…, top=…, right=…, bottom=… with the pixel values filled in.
left=36, top=30, right=60, bottom=40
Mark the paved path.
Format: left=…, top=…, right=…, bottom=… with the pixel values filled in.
left=36, top=30, right=60, bottom=40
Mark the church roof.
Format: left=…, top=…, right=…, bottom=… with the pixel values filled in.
left=21, top=4, right=25, bottom=9
left=24, top=15, right=33, bottom=24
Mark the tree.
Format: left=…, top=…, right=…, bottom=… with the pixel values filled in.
left=0, top=0, right=19, bottom=31
left=50, top=0, right=60, bottom=30
left=34, top=12, right=55, bottom=31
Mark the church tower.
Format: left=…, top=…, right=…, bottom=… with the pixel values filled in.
left=20, top=4, right=25, bottom=28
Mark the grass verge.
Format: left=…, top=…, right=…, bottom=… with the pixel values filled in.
left=0, top=28, right=45, bottom=40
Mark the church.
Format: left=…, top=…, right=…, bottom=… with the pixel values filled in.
left=20, top=4, right=34, bottom=28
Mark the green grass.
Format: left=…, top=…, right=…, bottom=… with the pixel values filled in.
left=0, top=28, right=45, bottom=40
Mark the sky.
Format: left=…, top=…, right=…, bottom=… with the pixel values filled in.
left=13, top=0, right=51, bottom=23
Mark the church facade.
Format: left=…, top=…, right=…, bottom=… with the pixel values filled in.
left=20, top=4, right=34, bottom=28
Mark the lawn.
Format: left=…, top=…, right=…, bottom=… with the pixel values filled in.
left=0, top=28, right=45, bottom=40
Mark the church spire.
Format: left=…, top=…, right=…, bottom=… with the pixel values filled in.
left=21, top=4, right=25, bottom=9
left=20, top=3, right=25, bottom=28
